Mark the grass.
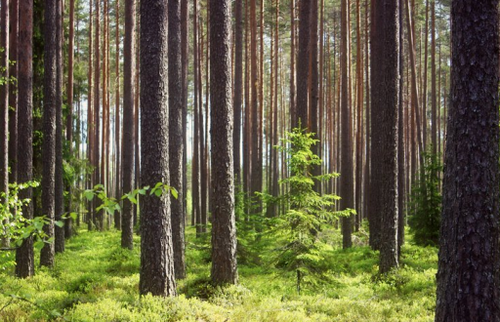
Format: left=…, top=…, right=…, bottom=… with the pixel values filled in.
left=0, top=226, right=437, bottom=321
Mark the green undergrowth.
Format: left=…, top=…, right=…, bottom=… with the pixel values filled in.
left=0, top=227, right=437, bottom=321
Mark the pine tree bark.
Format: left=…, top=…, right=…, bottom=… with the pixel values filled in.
left=54, top=0, right=65, bottom=253
left=340, top=0, right=353, bottom=249
left=435, top=1, right=500, bottom=320
left=139, top=0, right=176, bottom=296
left=295, top=0, right=310, bottom=127
left=0, top=0, right=9, bottom=249
left=8, top=0, right=18, bottom=189
left=15, top=0, right=34, bottom=278
left=371, top=0, right=399, bottom=274
left=121, top=0, right=135, bottom=250
left=210, top=0, right=238, bottom=285
left=40, top=0, right=57, bottom=268
left=233, top=0, right=243, bottom=191
left=168, top=0, right=186, bottom=280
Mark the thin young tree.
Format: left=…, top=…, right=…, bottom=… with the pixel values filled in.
left=435, top=1, right=500, bottom=320
left=15, top=0, right=34, bottom=278
left=210, top=0, right=238, bottom=285
left=139, top=0, right=176, bottom=296
left=121, top=0, right=135, bottom=250
left=40, top=0, right=57, bottom=268
left=168, top=0, right=186, bottom=280
left=0, top=0, right=9, bottom=248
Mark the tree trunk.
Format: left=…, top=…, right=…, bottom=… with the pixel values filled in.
left=210, top=0, right=238, bottom=285
left=121, top=0, right=135, bottom=250
left=139, top=0, right=176, bottom=296
left=168, top=0, right=186, bottom=280
left=435, top=2, right=500, bottom=320
left=340, top=0, right=353, bottom=249
left=371, top=0, right=399, bottom=274
left=233, top=0, right=243, bottom=191
left=15, top=0, right=34, bottom=278
left=295, top=0, right=310, bottom=127
left=40, top=0, right=56, bottom=268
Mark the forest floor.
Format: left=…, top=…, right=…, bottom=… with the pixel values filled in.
left=0, top=226, right=436, bottom=321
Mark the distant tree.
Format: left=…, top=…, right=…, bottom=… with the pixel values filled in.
left=435, top=1, right=500, bottom=320
left=210, top=0, right=238, bottom=286
left=139, top=0, right=176, bottom=296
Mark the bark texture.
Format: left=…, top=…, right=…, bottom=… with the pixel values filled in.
left=370, top=0, right=399, bottom=273
left=40, top=0, right=57, bottom=268
left=15, top=0, right=34, bottom=278
left=139, top=0, right=176, bottom=296
left=210, top=0, right=238, bottom=285
left=121, top=0, right=135, bottom=250
left=435, top=1, right=500, bottom=320
left=168, top=0, right=186, bottom=280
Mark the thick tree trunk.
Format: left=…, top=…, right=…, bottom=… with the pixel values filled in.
left=139, top=0, right=176, bottom=296
left=371, top=0, right=399, bottom=274
left=168, top=0, right=186, bottom=280
left=435, top=2, right=500, bottom=320
left=210, top=0, right=238, bottom=285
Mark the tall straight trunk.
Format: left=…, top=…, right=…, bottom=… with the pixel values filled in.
left=134, top=40, right=140, bottom=227
left=363, top=0, right=370, bottom=228
left=430, top=0, right=436, bottom=155
left=15, top=0, right=34, bottom=278
left=87, top=0, right=94, bottom=230
left=114, top=0, right=121, bottom=229
left=371, top=0, right=399, bottom=274
left=139, top=0, right=176, bottom=296
left=8, top=0, right=18, bottom=189
left=0, top=0, right=9, bottom=248
left=435, top=2, right=500, bottom=320
left=168, top=0, right=186, bottom=280
left=243, top=0, right=250, bottom=200
left=192, top=0, right=201, bottom=231
left=270, top=0, right=280, bottom=217
left=250, top=0, right=262, bottom=213
left=340, top=0, right=353, bottom=249
left=121, top=0, right=135, bottom=250
left=54, top=0, right=65, bottom=252
left=355, top=0, right=363, bottom=228
left=94, top=0, right=101, bottom=229
left=210, top=0, right=238, bottom=285
left=41, top=0, right=56, bottom=267
left=181, top=0, right=188, bottom=225
left=310, top=0, right=320, bottom=192
left=295, top=0, right=310, bottom=127
left=422, top=0, right=429, bottom=150
left=65, top=0, right=75, bottom=239
left=397, top=0, right=405, bottom=258
left=290, top=0, right=296, bottom=126
left=233, top=0, right=243, bottom=191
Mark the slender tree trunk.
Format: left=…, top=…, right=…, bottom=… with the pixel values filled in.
left=234, top=0, right=243, bottom=192
left=15, top=0, right=34, bottom=278
left=181, top=0, right=188, bottom=226
left=87, top=0, right=94, bottom=230
left=94, top=0, right=102, bottom=229
left=168, top=0, right=186, bottom=280
left=0, top=0, right=9, bottom=248
left=65, top=0, right=75, bottom=239
left=8, top=0, right=18, bottom=191
left=121, top=0, right=135, bottom=250
left=54, top=0, right=65, bottom=253
left=139, top=0, right=176, bottom=296
left=41, top=0, right=56, bottom=267
left=114, top=0, right=121, bottom=230
left=340, top=0, right=353, bottom=249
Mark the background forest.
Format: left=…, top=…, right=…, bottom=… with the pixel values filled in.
left=0, top=0, right=496, bottom=320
